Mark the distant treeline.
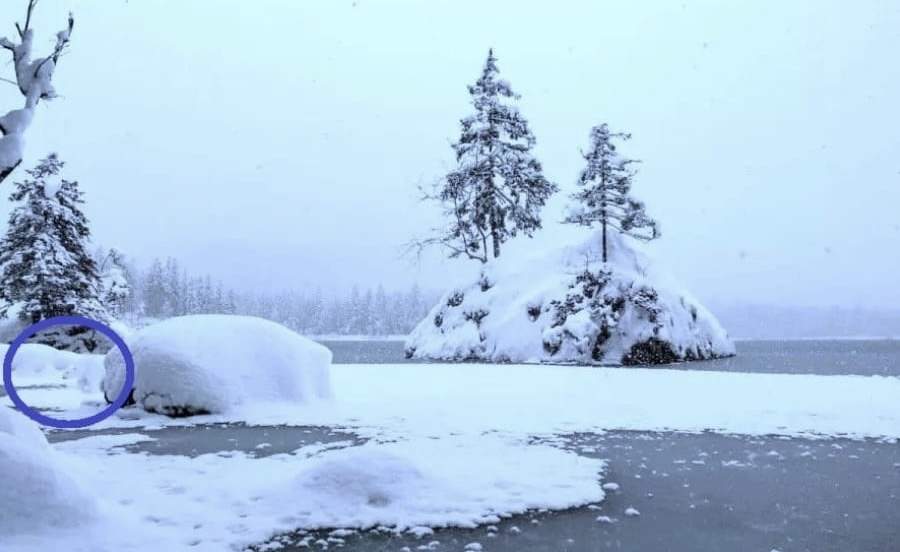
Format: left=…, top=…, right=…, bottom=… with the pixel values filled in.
left=713, top=305, right=900, bottom=340
left=123, top=258, right=435, bottom=336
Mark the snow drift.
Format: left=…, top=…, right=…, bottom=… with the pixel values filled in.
left=0, top=342, right=104, bottom=393
left=261, top=438, right=605, bottom=531
left=0, top=407, right=98, bottom=536
left=406, top=228, right=734, bottom=364
left=102, top=315, right=332, bottom=416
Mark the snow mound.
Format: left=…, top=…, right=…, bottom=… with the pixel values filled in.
left=0, top=342, right=104, bottom=392
left=406, top=229, right=734, bottom=364
left=1, top=342, right=78, bottom=379
left=263, top=438, right=605, bottom=530
left=0, top=407, right=98, bottom=536
left=102, top=315, right=332, bottom=416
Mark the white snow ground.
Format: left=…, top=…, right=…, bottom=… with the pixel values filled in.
left=3, top=427, right=604, bottom=552
left=19, top=361, right=900, bottom=440
left=0, top=407, right=99, bottom=540
left=3, top=346, right=900, bottom=550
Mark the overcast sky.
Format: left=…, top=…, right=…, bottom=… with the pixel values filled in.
left=0, top=0, right=898, bottom=308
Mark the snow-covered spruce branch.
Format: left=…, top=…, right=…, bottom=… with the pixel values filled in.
left=406, top=179, right=489, bottom=263
left=0, top=0, right=74, bottom=185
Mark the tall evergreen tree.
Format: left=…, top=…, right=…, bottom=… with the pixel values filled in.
left=420, top=49, right=557, bottom=263
left=564, top=124, right=660, bottom=262
left=163, top=257, right=182, bottom=316
left=96, top=247, right=131, bottom=318
left=142, top=258, right=166, bottom=317
left=0, top=154, right=107, bottom=350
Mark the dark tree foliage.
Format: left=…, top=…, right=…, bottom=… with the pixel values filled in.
left=418, top=49, right=557, bottom=263
left=565, top=124, right=660, bottom=262
left=0, top=154, right=107, bottom=351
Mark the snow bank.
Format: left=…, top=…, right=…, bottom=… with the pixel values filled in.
left=0, top=407, right=98, bottom=536
left=102, top=315, right=332, bottom=416
left=264, top=438, right=604, bottom=531
left=0, top=342, right=104, bottom=393
left=407, top=228, right=734, bottom=364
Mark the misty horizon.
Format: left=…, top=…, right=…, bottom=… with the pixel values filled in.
left=0, top=0, right=897, bottom=310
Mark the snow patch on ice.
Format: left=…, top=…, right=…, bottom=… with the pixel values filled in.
left=4, top=435, right=605, bottom=551
left=261, top=438, right=605, bottom=531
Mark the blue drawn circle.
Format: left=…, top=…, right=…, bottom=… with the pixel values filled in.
left=2, top=315, right=135, bottom=429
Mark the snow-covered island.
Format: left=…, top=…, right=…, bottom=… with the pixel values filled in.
left=405, top=56, right=734, bottom=366
left=406, top=229, right=735, bottom=365
left=407, top=84, right=734, bottom=366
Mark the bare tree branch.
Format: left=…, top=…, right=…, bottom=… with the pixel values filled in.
left=0, top=0, right=73, bottom=186
left=24, top=0, right=38, bottom=35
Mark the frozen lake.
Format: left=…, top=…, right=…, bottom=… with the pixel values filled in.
left=261, top=431, right=900, bottom=552
left=320, top=338, right=900, bottom=376
left=17, top=339, right=900, bottom=551
left=46, top=426, right=900, bottom=552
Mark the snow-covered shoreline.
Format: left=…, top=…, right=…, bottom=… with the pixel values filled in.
left=12, top=362, right=898, bottom=442
left=326, top=363, right=900, bottom=441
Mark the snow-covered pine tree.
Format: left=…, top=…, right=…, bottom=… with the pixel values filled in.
left=163, top=257, right=182, bottom=316
left=97, top=248, right=131, bottom=318
left=0, top=154, right=108, bottom=351
left=419, top=49, right=557, bottom=263
left=564, top=124, right=660, bottom=262
left=142, top=258, right=166, bottom=318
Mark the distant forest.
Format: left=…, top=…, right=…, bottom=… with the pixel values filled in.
left=108, top=257, right=900, bottom=340
left=120, top=257, right=436, bottom=336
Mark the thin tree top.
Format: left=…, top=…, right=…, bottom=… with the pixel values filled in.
left=458, top=49, right=535, bottom=151
left=566, top=123, right=660, bottom=243
left=469, top=48, right=517, bottom=101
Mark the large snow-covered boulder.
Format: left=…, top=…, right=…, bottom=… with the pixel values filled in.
left=102, top=315, right=332, bottom=416
left=0, top=407, right=98, bottom=536
left=406, top=229, right=735, bottom=365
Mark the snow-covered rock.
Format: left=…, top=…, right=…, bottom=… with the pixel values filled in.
left=102, top=315, right=332, bottom=416
left=0, top=407, right=98, bottom=536
left=406, top=229, right=734, bottom=365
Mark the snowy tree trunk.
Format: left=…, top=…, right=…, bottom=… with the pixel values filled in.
left=602, top=217, right=608, bottom=263
left=0, top=1, right=73, bottom=185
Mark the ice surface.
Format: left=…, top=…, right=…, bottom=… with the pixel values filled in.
left=102, top=315, right=332, bottom=415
